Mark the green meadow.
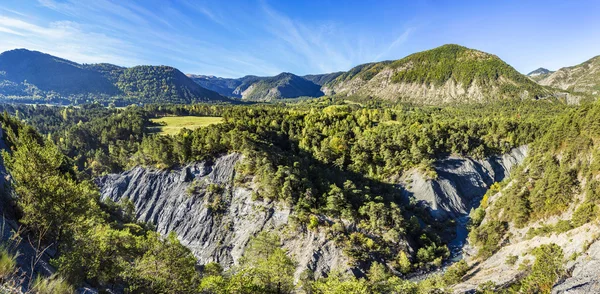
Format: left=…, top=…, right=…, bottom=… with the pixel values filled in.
left=149, top=116, right=223, bottom=135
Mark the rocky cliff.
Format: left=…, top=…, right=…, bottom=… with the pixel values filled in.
left=538, top=55, right=600, bottom=96
left=96, top=153, right=350, bottom=279
left=97, top=146, right=530, bottom=280
left=402, top=145, right=529, bottom=220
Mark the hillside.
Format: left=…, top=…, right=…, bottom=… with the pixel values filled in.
left=323, top=44, right=551, bottom=103
left=238, top=72, right=323, bottom=101
left=303, top=72, right=344, bottom=86
left=0, top=49, right=226, bottom=104
left=527, top=67, right=554, bottom=82
left=111, top=66, right=226, bottom=103
left=0, top=49, right=119, bottom=97
left=188, top=72, right=326, bottom=100
left=186, top=74, right=242, bottom=97
left=538, top=55, right=600, bottom=96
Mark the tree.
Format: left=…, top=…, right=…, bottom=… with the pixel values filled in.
left=519, top=243, right=564, bottom=294
left=229, top=232, right=296, bottom=294
left=127, top=231, right=200, bottom=293
left=3, top=134, right=101, bottom=246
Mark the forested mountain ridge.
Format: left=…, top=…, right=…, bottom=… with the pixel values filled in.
left=322, top=44, right=552, bottom=103
left=2, top=45, right=586, bottom=105
left=538, top=55, right=600, bottom=96
left=0, top=49, right=227, bottom=104
left=302, top=71, right=344, bottom=86
left=237, top=72, right=324, bottom=101
left=0, top=49, right=120, bottom=97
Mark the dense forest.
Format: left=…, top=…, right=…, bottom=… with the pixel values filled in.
left=0, top=96, right=583, bottom=293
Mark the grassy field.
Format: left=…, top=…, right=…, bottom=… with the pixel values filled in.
left=149, top=116, right=223, bottom=135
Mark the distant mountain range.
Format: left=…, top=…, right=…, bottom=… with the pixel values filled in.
left=187, top=72, right=341, bottom=101
left=527, top=68, right=554, bottom=82
left=0, top=49, right=226, bottom=105
left=536, top=56, right=600, bottom=96
left=1, top=45, right=598, bottom=105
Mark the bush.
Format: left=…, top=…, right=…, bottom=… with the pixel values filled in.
left=443, top=260, right=468, bottom=285
left=519, top=243, right=564, bottom=293
left=572, top=201, right=598, bottom=227
left=31, top=275, right=74, bottom=294
left=469, top=220, right=507, bottom=258
left=505, top=254, right=518, bottom=266
left=0, top=246, right=16, bottom=281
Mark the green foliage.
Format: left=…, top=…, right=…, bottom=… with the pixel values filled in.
left=395, top=251, right=412, bottom=274
left=505, top=254, right=518, bottom=266
left=525, top=220, right=574, bottom=239
left=126, top=232, right=200, bottom=293
left=2, top=132, right=102, bottom=245
left=31, top=275, right=74, bottom=294
left=572, top=201, right=598, bottom=227
left=388, top=44, right=547, bottom=98
left=443, top=260, right=468, bottom=285
left=198, top=232, right=297, bottom=294
left=0, top=246, right=16, bottom=281
left=518, top=244, right=564, bottom=294
left=468, top=220, right=507, bottom=258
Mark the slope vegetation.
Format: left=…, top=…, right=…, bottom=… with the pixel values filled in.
left=324, top=44, right=551, bottom=103
left=539, top=55, right=600, bottom=96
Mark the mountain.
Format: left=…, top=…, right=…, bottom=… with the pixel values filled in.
left=0, top=49, right=120, bottom=97
left=527, top=67, right=554, bottom=82
left=186, top=74, right=243, bottom=97
left=188, top=72, right=325, bottom=101
left=109, top=66, right=225, bottom=104
left=0, top=49, right=227, bottom=104
left=237, top=72, right=323, bottom=101
left=538, top=55, right=600, bottom=96
left=302, top=72, right=344, bottom=86
left=323, top=44, right=551, bottom=103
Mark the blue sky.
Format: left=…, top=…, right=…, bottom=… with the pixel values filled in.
left=0, top=0, right=599, bottom=78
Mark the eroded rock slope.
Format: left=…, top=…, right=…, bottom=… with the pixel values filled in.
left=402, top=145, right=528, bottom=220
left=97, top=147, right=529, bottom=279
left=96, top=153, right=349, bottom=279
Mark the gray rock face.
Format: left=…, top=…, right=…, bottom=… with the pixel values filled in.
left=553, top=240, right=600, bottom=293
left=96, top=153, right=349, bottom=279
left=96, top=147, right=528, bottom=280
left=402, top=145, right=528, bottom=219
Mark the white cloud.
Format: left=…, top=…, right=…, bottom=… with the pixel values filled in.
left=7, top=0, right=416, bottom=77
left=0, top=15, right=142, bottom=66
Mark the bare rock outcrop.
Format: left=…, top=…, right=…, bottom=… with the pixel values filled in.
left=402, top=145, right=528, bottom=220
left=96, top=153, right=349, bottom=279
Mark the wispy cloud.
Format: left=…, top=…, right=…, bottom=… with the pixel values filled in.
left=0, top=15, right=141, bottom=65
left=375, top=28, right=414, bottom=61
left=3, top=0, right=416, bottom=77
left=258, top=1, right=414, bottom=74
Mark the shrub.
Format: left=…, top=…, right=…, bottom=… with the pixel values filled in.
left=443, top=260, right=468, bottom=285
left=31, top=275, right=74, bottom=294
left=572, top=201, right=598, bottom=227
left=519, top=243, right=564, bottom=293
left=505, top=254, right=518, bottom=266
left=0, top=246, right=16, bottom=281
